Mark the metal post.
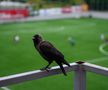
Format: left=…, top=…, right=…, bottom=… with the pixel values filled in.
left=73, top=61, right=86, bottom=90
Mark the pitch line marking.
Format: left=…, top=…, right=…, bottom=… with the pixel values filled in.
left=1, top=87, right=11, bottom=90
left=99, top=43, right=108, bottom=55
left=86, top=57, right=108, bottom=63
left=2, top=22, right=96, bottom=35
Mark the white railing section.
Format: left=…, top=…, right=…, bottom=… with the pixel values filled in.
left=0, top=61, right=108, bottom=90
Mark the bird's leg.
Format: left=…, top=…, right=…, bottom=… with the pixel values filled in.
left=40, top=61, right=52, bottom=71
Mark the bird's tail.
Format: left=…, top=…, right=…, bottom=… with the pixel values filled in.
left=56, top=61, right=67, bottom=76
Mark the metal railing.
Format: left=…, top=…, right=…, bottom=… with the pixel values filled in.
left=0, top=61, right=108, bottom=90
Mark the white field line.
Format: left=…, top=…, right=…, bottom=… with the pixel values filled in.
left=99, top=43, right=108, bottom=55
left=86, top=43, right=108, bottom=63
left=2, top=22, right=96, bottom=35
left=86, top=57, right=108, bottom=63
left=1, top=87, right=11, bottom=90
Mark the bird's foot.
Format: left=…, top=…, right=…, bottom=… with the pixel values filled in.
left=40, top=67, right=51, bottom=72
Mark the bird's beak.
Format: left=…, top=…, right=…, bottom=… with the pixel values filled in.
left=32, top=37, right=35, bottom=40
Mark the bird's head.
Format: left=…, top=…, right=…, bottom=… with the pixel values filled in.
left=32, top=34, right=42, bottom=45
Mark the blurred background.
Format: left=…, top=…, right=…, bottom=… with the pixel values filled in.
left=0, top=0, right=108, bottom=90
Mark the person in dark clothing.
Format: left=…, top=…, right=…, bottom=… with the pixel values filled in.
left=32, top=34, right=70, bottom=76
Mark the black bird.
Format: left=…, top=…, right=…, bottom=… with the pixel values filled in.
left=32, top=34, right=70, bottom=76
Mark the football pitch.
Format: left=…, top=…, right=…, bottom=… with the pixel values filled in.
left=0, top=18, right=108, bottom=90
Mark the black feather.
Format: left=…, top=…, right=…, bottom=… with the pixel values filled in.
left=32, top=34, right=70, bottom=76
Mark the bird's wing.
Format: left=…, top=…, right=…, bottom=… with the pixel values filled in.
left=39, top=41, right=64, bottom=59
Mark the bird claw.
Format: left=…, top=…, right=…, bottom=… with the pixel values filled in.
left=40, top=67, right=51, bottom=72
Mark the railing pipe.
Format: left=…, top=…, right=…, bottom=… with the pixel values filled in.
left=0, top=61, right=108, bottom=90
left=0, top=63, right=77, bottom=87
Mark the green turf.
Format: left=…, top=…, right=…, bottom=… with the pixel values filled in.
left=103, top=44, right=108, bottom=51
left=0, top=18, right=108, bottom=90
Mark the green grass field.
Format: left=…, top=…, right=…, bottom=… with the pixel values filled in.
left=0, top=18, right=108, bottom=90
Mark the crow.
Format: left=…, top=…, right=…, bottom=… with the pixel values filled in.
left=32, top=34, right=70, bottom=76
